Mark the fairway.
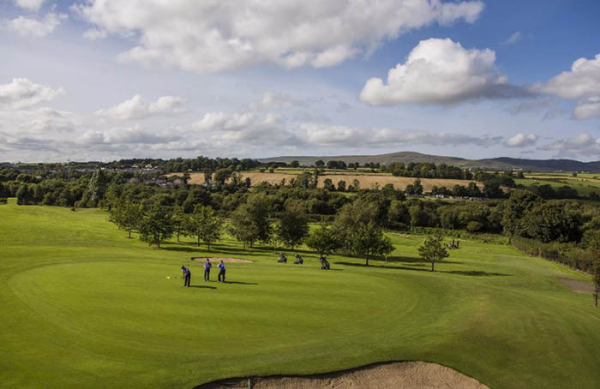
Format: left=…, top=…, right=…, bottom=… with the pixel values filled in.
left=1, top=201, right=600, bottom=388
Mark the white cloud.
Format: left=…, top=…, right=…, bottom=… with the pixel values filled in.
left=0, top=78, right=64, bottom=109
left=536, top=53, right=600, bottom=120
left=0, top=107, right=80, bottom=135
left=540, top=133, right=600, bottom=157
left=82, top=28, right=107, bottom=41
left=299, top=123, right=503, bottom=148
left=505, top=133, right=538, bottom=148
left=79, top=124, right=180, bottom=145
left=3, top=13, right=65, bottom=37
left=14, top=0, right=45, bottom=11
left=360, top=38, right=524, bottom=106
left=573, top=97, right=600, bottom=120
left=537, top=54, right=600, bottom=100
left=95, top=95, right=186, bottom=121
left=503, top=31, right=522, bottom=45
left=73, top=0, right=484, bottom=73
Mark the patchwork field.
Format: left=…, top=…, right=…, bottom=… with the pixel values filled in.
left=1, top=200, right=600, bottom=388
left=184, top=172, right=481, bottom=192
left=516, top=173, right=600, bottom=196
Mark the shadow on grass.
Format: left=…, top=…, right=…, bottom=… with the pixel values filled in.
left=222, top=281, right=258, bottom=285
left=188, top=285, right=217, bottom=289
left=334, top=262, right=510, bottom=277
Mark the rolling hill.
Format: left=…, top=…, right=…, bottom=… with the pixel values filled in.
left=260, top=152, right=600, bottom=172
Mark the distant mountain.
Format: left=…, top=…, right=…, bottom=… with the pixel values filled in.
left=260, top=152, right=600, bottom=172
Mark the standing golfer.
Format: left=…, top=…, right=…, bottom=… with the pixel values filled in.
left=204, top=258, right=212, bottom=281
left=218, top=260, right=226, bottom=282
left=181, top=265, right=191, bottom=287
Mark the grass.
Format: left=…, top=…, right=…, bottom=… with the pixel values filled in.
left=517, top=174, right=600, bottom=197
left=1, top=199, right=600, bottom=388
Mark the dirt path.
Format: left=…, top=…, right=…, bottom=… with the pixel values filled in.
left=196, top=361, right=489, bottom=389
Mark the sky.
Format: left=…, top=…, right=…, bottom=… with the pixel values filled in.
left=1, top=0, right=600, bottom=163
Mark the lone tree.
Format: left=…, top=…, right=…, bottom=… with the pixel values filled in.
left=138, top=205, right=174, bottom=248
left=333, top=199, right=394, bottom=266
left=229, top=195, right=272, bottom=249
left=305, top=225, right=341, bottom=258
left=108, top=199, right=141, bottom=238
left=418, top=233, right=449, bottom=271
left=352, top=221, right=394, bottom=266
left=184, top=205, right=223, bottom=251
left=276, top=200, right=309, bottom=250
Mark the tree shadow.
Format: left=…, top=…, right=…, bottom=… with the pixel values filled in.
left=382, top=255, right=464, bottom=265
left=188, top=285, right=217, bottom=289
left=444, top=270, right=511, bottom=277
left=334, top=262, right=510, bottom=276
left=221, top=281, right=258, bottom=285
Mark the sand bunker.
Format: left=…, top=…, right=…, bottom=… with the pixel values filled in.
left=191, top=257, right=252, bottom=264
left=196, top=361, right=489, bottom=389
left=560, top=278, right=595, bottom=293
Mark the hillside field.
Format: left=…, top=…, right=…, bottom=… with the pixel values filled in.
left=1, top=200, right=600, bottom=388
left=184, top=171, right=482, bottom=192
left=516, top=172, right=600, bottom=197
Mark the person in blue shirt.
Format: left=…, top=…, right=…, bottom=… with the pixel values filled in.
left=277, top=253, right=287, bottom=263
left=294, top=254, right=303, bottom=264
left=204, top=258, right=212, bottom=281
left=217, top=260, right=226, bottom=282
left=181, top=265, right=191, bottom=287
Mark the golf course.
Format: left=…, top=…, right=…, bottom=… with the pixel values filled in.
left=1, top=199, right=600, bottom=389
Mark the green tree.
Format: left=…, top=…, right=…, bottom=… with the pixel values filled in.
left=172, top=205, right=185, bottom=242
left=276, top=200, right=309, bottom=250
left=333, top=199, right=393, bottom=265
left=352, top=221, right=394, bottom=266
left=228, top=195, right=272, bottom=249
left=110, top=200, right=143, bottom=239
left=501, top=190, right=540, bottom=236
left=418, top=233, right=449, bottom=272
left=315, top=160, right=325, bottom=168
left=184, top=205, right=223, bottom=250
left=521, top=203, right=582, bottom=243
left=138, top=205, right=174, bottom=248
left=305, top=225, right=341, bottom=258
left=583, top=230, right=600, bottom=307
left=214, top=168, right=231, bottom=185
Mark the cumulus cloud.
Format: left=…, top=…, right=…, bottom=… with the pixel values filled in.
left=573, top=97, right=600, bottom=120
left=250, top=91, right=307, bottom=111
left=0, top=78, right=64, bottom=109
left=95, top=95, right=187, bottom=121
left=504, top=133, right=538, bottom=148
left=73, top=0, right=483, bottom=73
left=360, top=38, right=526, bottom=106
left=79, top=124, right=180, bottom=145
left=82, top=28, right=107, bottom=41
left=3, top=13, right=65, bottom=37
left=299, top=123, right=503, bottom=148
left=193, top=111, right=300, bottom=146
left=540, top=133, right=600, bottom=157
left=0, top=108, right=80, bottom=135
left=14, top=0, right=45, bottom=11
left=536, top=54, right=600, bottom=100
left=535, top=53, right=600, bottom=120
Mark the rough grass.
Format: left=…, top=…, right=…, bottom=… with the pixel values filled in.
left=1, top=199, right=600, bottom=388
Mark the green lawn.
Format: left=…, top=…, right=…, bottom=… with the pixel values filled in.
left=1, top=200, right=599, bottom=388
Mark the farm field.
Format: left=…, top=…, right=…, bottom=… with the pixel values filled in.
left=1, top=200, right=600, bottom=388
left=184, top=172, right=481, bottom=192
left=516, top=173, right=600, bottom=197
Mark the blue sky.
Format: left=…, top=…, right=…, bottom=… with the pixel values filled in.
left=1, top=0, right=599, bottom=162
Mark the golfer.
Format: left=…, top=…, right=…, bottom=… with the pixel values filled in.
left=181, top=265, right=191, bottom=287
left=218, top=260, right=226, bottom=282
left=204, top=258, right=212, bottom=281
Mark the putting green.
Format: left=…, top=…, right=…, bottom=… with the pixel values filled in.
left=1, top=200, right=600, bottom=388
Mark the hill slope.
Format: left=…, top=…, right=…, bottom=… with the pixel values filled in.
left=260, top=152, right=600, bottom=172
